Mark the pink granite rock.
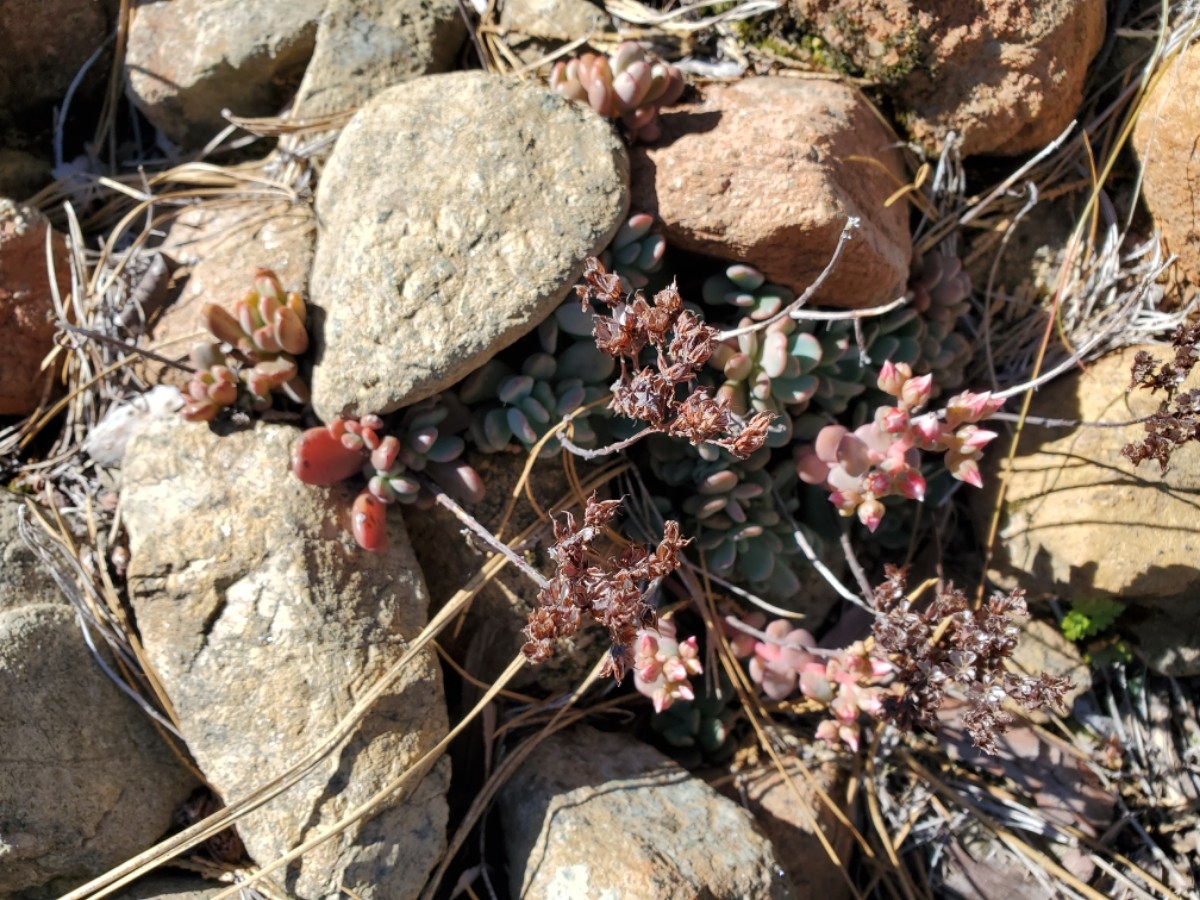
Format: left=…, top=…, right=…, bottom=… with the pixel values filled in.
left=630, top=77, right=911, bottom=309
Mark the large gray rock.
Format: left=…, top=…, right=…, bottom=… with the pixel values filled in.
left=293, top=0, right=466, bottom=118
left=126, top=0, right=326, bottom=148
left=0, top=604, right=199, bottom=896
left=630, top=77, right=911, bottom=308
left=0, top=494, right=64, bottom=612
left=309, top=71, right=628, bottom=420
left=499, top=726, right=795, bottom=899
left=122, top=416, right=449, bottom=899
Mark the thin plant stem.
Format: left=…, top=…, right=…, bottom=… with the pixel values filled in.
left=717, top=217, right=862, bottom=342
left=418, top=475, right=548, bottom=589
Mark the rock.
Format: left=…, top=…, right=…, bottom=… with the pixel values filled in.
left=0, top=494, right=65, bottom=612
left=122, top=416, right=449, bottom=900
left=1127, top=611, right=1200, bottom=678
left=791, top=1, right=1106, bottom=157
left=982, top=346, right=1200, bottom=675
left=898, top=0, right=1106, bottom=156
left=146, top=200, right=315, bottom=385
left=1133, top=39, right=1200, bottom=285
left=293, top=0, right=466, bottom=118
left=0, top=199, right=72, bottom=416
left=984, top=345, right=1200, bottom=600
left=126, top=0, right=326, bottom=149
left=309, top=72, right=628, bottom=419
left=0, top=0, right=109, bottom=125
left=629, top=77, right=910, bottom=308
left=498, top=725, right=795, bottom=899
left=498, top=0, right=610, bottom=65
left=720, top=761, right=853, bottom=899
left=500, top=0, right=609, bottom=41
left=110, top=873, right=224, bottom=899
left=0, top=604, right=199, bottom=896
left=0, top=148, right=53, bottom=200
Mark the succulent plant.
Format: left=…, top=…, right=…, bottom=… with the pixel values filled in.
left=702, top=264, right=795, bottom=322
left=795, top=361, right=1002, bottom=531
left=549, top=41, right=685, bottom=142
left=633, top=619, right=703, bottom=713
left=648, top=671, right=740, bottom=766
left=291, top=403, right=485, bottom=551
left=182, top=268, right=310, bottom=421
left=656, top=449, right=808, bottom=597
left=906, top=250, right=973, bottom=395
left=460, top=350, right=613, bottom=457
left=707, top=316, right=825, bottom=448
left=601, top=213, right=667, bottom=291
left=729, top=613, right=891, bottom=753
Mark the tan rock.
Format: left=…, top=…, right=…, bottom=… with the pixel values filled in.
left=984, top=345, right=1200, bottom=601
left=309, top=72, right=628, bottom=419
left=720, top=761, right=853, bottom=899
left=126, top=0, right=325, bottom=149
left=630, top=77, right=911, bottom=308
left=1133, top=40, right=1200, bottom=285
left=123, top=417, right=449, bottom=900
left=146, top=199, right=315, bottom=385
left=0, top=604, right=199, bottom=896
left=499, top=726, right=795, bottom=899
left=293, top=0, right=466, bottom=119
left=0, top=199, right=72, bottom=416
left=791, top=1, right=1105, bottom=157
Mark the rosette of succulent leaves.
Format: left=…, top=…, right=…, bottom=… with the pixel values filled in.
left=291, top=399, right=485, bottom=552
left=601, top=213, right=667, bottom=291
left=699, top=252, right=975, bottom=441
left=550, top=41, right=685, bottom=142
left=648, top=438, right=813, bottom=599
left=183, top=268, right=311, bottom=421
left=796, top=360, right=1003, bottom=532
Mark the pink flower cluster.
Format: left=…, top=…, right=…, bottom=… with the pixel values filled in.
left=729, top=615, right=892, bottom=752
left=795, top=361, right=1004, bottom=531
left=633, top=619, right=703, bottom=713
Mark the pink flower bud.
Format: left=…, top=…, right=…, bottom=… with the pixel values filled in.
left=880, top=406, right=909, bottom=434
left=910, top=413, right=943, bottom=449
left=877, top=360, right=907, bottom=397
left=857, top=497, right=885, bottom=532
left=892, top=467, right=926, bottom=502
left=945, top=390, right=1005, bottom=427
left=900, top=373, right=933, bottom=410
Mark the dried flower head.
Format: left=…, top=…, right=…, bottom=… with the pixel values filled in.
left=1123, top=324, right=1200, bottom=472
left=578, top=257, right=773, bottom=459
left=871, top=567, right=1071, bottom=753
left=522, top=493, right=688, bottom=679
